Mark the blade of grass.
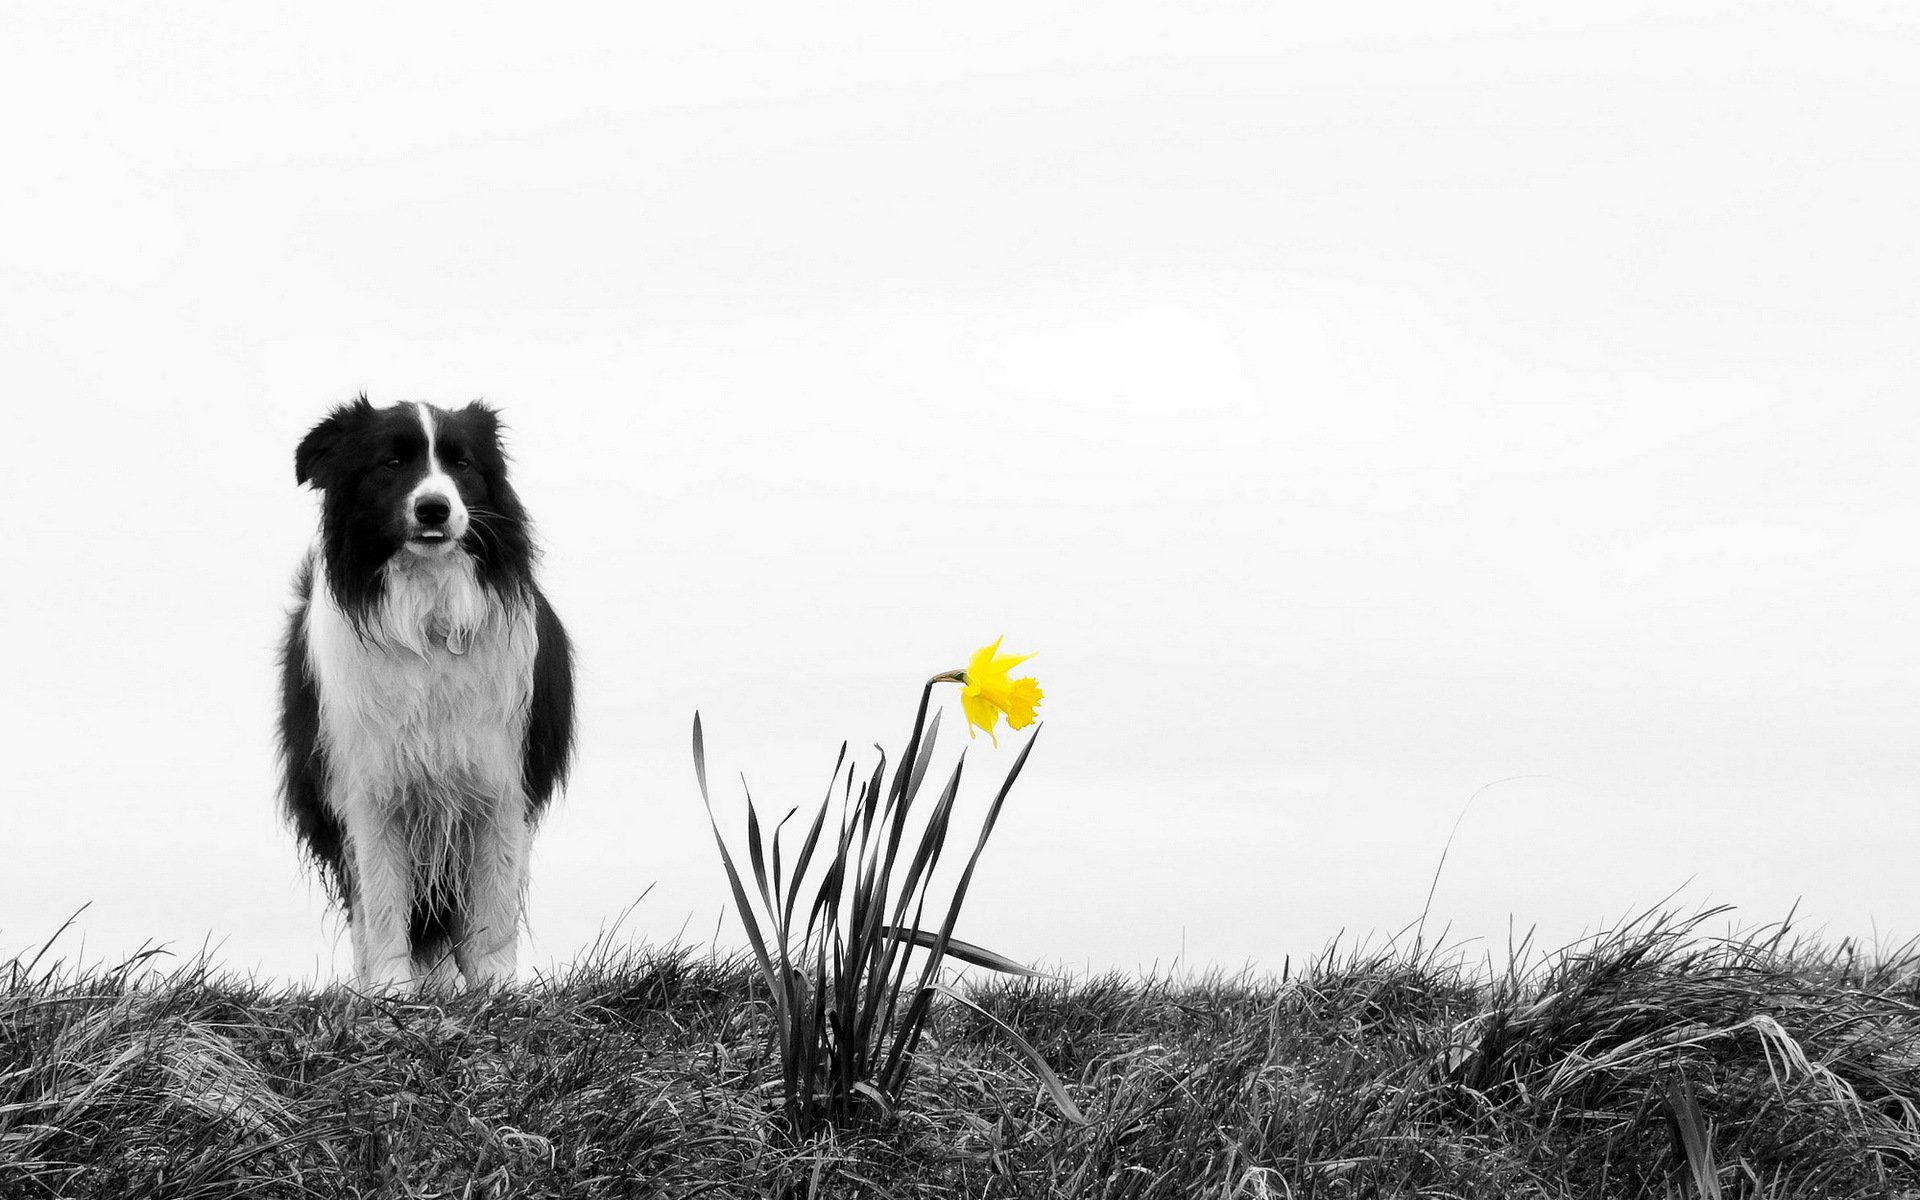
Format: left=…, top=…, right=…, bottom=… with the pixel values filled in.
left=1667, top=1074, right=1722, bottom=1200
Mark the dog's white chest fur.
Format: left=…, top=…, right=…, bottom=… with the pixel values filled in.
left=303, top=548, right=538, bottom=813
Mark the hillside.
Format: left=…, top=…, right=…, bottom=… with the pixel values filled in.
left=5, top=909, right=1919, bottom=1198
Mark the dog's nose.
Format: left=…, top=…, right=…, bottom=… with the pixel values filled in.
left=415, top=496, right=452, bottom=527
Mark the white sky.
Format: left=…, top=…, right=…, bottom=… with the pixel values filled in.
left=3, top=2, right=1917, bottom=983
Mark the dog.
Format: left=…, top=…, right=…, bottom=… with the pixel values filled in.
left=277, top=396, right=574, bottom=989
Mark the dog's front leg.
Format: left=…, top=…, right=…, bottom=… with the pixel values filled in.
left=454, top=793, right=529, bottom=987
left=346, top=805, right=416, bottom=988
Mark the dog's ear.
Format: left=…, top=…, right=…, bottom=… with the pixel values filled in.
left=295, top=395, right=374, bottom=488
left=459, top=400, right=503, bottom=444
left=457, top=401, right=513, bottom=464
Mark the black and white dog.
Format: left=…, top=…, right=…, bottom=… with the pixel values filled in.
left=277, top=397, right=574, bottom=989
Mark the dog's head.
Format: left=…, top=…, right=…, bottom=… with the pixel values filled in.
left=296, top=396, right=534, bottom=598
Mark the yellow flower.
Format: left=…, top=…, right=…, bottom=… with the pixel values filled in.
left=941, top=638, right=1043, bottom=745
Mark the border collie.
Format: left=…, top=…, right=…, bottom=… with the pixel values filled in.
left=277, top=397, right=574, bottom=989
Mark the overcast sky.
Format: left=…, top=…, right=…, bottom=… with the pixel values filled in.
left=3, top=2, right=1917, bottom=984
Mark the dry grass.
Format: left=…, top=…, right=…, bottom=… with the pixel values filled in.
left=6, top=907, right=1920, bottom=1198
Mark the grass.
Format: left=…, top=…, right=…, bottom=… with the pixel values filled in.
left=5, top=908, right=1920, bottom=1198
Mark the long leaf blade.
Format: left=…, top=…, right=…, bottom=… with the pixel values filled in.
left=692, top=716, right=782, bottom=1006
left=744, top=782, right=779, bottom=931
left=878, top=927, right=1051, bottom=977
left=933, top=984, right=1086, bottom=1124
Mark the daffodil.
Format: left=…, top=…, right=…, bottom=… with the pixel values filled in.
left=934, top=638, right=1043, bottom=745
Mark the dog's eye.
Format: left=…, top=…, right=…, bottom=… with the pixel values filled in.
left=453, top=459, right=471, bottom=471
left=383, top=458, right=402, bottom=470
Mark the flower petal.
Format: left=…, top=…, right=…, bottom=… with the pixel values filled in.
left=960, top=687, right=1002, bottom=745
left=967, top=638, right=1005, bottom=682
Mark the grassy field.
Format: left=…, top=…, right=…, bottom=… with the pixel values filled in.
left=5, top=908, right=1919, bottom=1199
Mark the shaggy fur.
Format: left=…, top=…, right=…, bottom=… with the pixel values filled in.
left=277, top=396, right=573, bottom=988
